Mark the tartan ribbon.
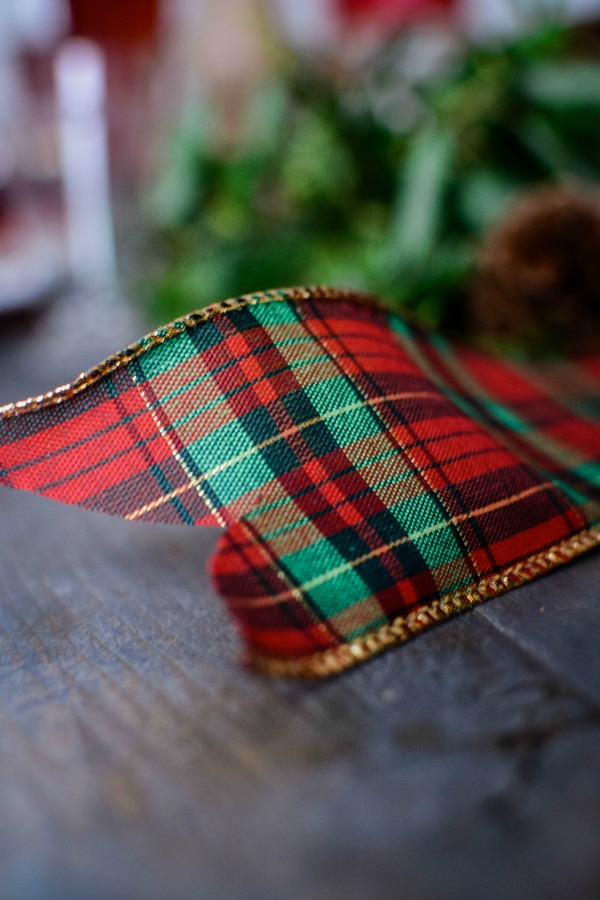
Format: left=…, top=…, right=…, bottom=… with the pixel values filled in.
left=1, top=287, right=599, bottom=676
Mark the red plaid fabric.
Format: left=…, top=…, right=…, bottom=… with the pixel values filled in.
left=1, top=288, right=598, bottom=676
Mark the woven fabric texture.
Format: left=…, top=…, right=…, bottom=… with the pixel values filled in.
left=1, top=289, right=599, bottom=675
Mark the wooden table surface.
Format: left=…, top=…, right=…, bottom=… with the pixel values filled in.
left=1, top=294, right=599, bottom=900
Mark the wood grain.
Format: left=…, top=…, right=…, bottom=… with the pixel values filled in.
left=1, top=298, right=599, bottom=900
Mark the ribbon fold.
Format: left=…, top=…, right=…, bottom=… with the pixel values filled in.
left=1, top=287, right=599, bottom=676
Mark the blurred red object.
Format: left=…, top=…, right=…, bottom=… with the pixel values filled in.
left=337, top=0, right=455, bottom=26
left=67, top=0, right=160, bottom=49
left=65, top=0, right=164, bottom=181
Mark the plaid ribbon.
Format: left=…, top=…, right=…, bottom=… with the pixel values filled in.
left=1, top=287, right=599, bottom=676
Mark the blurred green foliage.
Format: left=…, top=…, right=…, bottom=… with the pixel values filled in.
left=148, top=23, right=600, bottom=330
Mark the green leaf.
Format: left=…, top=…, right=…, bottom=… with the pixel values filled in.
left=519, top=114, right=600, bottom=181
left=385, top=126, right=454, bottom=268
left=457, top=169, right=520, bottom=231
left=521, top=62, right=600, bottom=108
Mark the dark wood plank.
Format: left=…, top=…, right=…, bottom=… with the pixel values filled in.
left=477, top=553, right=600, bottom=705
left=1, top=298, right=599, bottom=900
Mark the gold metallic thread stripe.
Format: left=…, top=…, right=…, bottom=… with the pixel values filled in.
left=230, top=482, right=555, bottom=608
left=248, top=526, right=600, bottom=678
left=131, top=370, right=229, bottom=528
left=124, top=390, right=439, bottom=521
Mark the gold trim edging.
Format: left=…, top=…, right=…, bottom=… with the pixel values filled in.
left=0, top=286, right=379, bottom=419
left=248, top=527, right=600, bottom=678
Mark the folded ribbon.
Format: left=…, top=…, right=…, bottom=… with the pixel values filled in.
left=1, top=287, right=599, bottom=676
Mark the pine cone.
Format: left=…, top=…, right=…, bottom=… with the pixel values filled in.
left=470, top=185, right=600, bottom=356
